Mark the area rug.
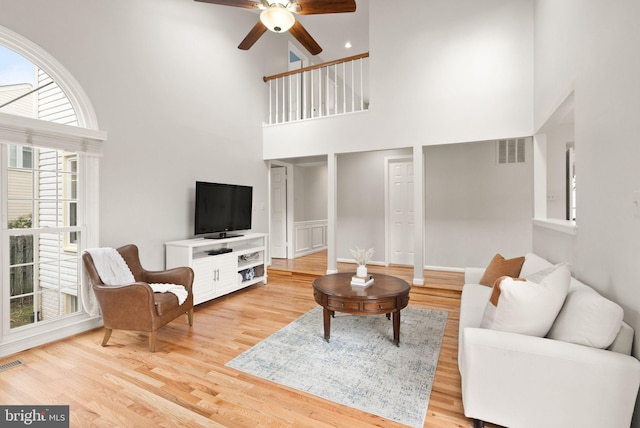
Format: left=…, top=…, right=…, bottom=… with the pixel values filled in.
left=226, top=306, right=448, bottom=427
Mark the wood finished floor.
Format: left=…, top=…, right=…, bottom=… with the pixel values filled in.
left=0, top=252, right=499, bottom=427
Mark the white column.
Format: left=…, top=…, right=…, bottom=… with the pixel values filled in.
left=533, top=134, right=547, bottom=219
left=326, top=152, right=338, bottom=274
left=413, top=145, right=425, bottom=285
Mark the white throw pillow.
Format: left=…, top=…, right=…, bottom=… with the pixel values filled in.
left=548, top=278, right=624, bottom=349
left=519, top=253, right=553, bottom=278
left=480, top=263, right=571, bottom=337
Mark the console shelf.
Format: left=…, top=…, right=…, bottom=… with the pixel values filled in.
left=165, top=233, right=267, bottom=305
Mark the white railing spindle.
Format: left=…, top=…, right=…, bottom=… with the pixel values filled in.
left=311, top=68, right=315, bottom=118
left=351, top=59, right=355, bottom=113
left=342, top=62, right=347, bottom=114
left=333, top=64, right=339, bottom=114
left=268, top=80, right=273, bottom=124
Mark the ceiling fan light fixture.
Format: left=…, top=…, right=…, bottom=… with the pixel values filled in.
left=260, top=4, right=295, bottom=33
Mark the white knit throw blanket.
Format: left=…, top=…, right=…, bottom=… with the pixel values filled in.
left=84, top=247, right=188, bottom=305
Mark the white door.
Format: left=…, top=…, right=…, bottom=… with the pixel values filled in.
left=270, top=166, right=287, bottom=258
left=388, top=160, right=414, bottom=265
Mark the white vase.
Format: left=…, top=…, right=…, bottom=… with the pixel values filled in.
left=356, top=265, right=367, bottom=277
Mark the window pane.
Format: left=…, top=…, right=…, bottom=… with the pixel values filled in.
left=7, top=208, right=33, bottom=229
left=38, top=149, right=59, bottom=171
left=9, top=234, right=33, bottom=264
left=22, top=147, right=33, bottom=168
left=10, top=265, right=34, bottom=296
left=7, top=169, right=33, bottom=196
left=10, top=295, right=35, bottom=329
left=7, top=164, right=33, bottom=229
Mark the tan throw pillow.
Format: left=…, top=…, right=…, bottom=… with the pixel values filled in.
left=479, top=253, right=525, bottom=286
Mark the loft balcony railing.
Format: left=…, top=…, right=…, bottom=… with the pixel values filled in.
left=263, top=52, right=369, bottom=125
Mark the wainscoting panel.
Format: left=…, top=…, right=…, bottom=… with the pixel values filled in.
left=294, top=220, right=327, bottom=258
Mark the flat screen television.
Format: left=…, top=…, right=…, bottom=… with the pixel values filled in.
left=194, top=181, right=253, bottom=239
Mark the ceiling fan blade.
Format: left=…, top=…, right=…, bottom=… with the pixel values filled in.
left=194, top=0, right=260, bottom=10
left=238, top=21, right=268, bottom=50
left=289, top=20, right=322, bottom=55
left=291, top=0, right=356, bottom=15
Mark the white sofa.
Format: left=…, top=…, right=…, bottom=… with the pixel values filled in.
left=458, top=253, right=640, bottom=428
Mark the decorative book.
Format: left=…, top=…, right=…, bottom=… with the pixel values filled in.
left=351, top=275, right=374, bottom=287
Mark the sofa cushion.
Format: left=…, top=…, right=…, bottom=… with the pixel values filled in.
left=547, top=278, right=624, bottom=349
left=480, top=263, right=571, bottom=337
left=519, top=252, right=554, bottom=278
left=479, top=253, right=525, bottom=286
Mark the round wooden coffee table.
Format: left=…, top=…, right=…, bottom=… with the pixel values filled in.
left=312, top=272, right=411, bottom=346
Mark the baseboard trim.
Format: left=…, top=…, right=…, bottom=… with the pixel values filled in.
left=424, top=265, right=465, bottom=273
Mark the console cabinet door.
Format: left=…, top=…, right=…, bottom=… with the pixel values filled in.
left=192, top=253, right=238, bottom=303
left=212, top=253, right=239, bottom=296
left=192, top=256, right=217, bottom=305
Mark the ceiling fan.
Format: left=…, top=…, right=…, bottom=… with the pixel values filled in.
left=194, top=0, right=357, bottom=55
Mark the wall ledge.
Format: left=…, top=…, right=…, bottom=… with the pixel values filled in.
left=533, top=218, right=577, bottom=235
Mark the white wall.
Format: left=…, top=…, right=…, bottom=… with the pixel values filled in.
left=425, top=141, right=533, bottom=268
left=0, top=0, right=288, bottom=268
left=293, top=164, right=327, bottom=222
left=533, top=3, right=640, bottom=423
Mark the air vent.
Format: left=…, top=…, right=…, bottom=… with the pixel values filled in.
left=497, top=138, right=526, bottom=164
left=0, top=359, right=24, bottom=372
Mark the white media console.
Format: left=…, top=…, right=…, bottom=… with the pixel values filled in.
left=165, top=233, right=267, bottom=305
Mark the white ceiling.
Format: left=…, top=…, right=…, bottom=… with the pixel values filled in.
left=294, top=0, right=369, bottom=62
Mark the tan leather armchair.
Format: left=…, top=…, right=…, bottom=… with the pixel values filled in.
left=82, top=244, right=194, bottom=352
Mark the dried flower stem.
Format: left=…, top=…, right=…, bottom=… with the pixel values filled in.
left=350, top=246, right=374, bottom=266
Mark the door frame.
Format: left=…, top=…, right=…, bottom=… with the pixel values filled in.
left=384, top=155, right=413, bottom=266
left=268, top=160, right=295, bottom=259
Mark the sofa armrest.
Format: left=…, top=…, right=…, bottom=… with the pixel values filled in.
left=608, top=321, right=634, bottom=355
left=460, top=327, right=640, bottom=428
left=464, top=267, right=485, bottom=284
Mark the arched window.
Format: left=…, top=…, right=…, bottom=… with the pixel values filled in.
left=0, top=25, right=105, bottom=354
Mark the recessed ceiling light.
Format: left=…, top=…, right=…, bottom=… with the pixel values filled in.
left=345, top=42, right=352, bottom=49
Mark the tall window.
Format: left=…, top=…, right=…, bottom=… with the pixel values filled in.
left=1, top=41, right=90, bottom=334
left=0, top=25, right=103, bottom=355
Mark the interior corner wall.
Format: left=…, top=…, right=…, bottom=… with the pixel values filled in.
left=425, top=141, right=534, bottom=268
left=293, top=164, right=328, bottom=222
left=0, top=0, right=288, bottom=268
left=534, top=6, right=640, bottom=424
